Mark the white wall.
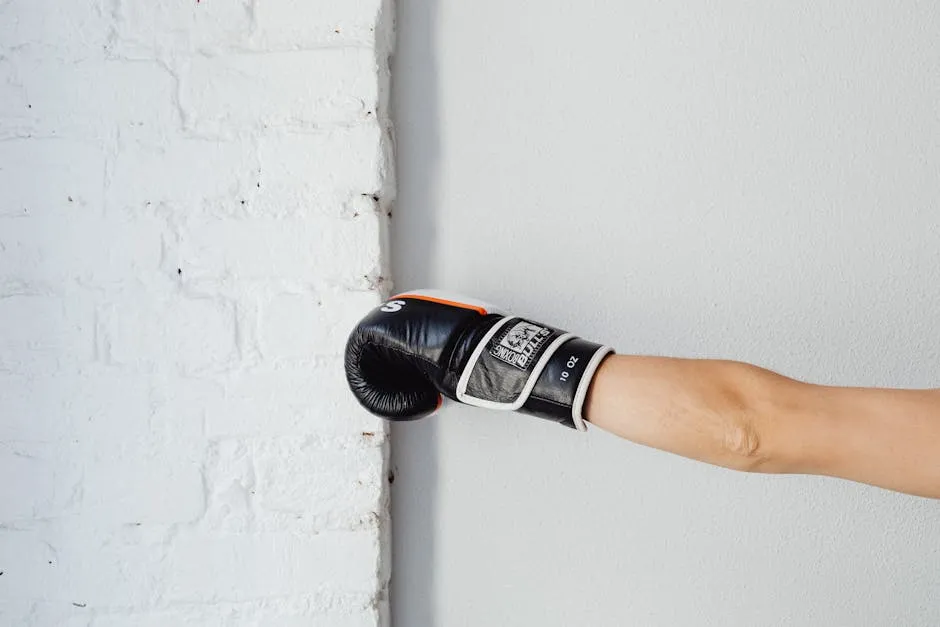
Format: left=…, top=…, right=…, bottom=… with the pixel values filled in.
left=0, top=1, right=393, bottom=625
left=391, top=2, right=940, bottom=626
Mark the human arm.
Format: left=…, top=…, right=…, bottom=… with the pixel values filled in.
left=585, top=355, right=940, bottom=499
left=345, top=291, right=940, bottom=499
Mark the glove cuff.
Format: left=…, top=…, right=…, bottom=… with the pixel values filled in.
left=520, top=339, right=613, bottom=431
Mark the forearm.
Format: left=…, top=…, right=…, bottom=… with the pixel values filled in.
left=584, top=355, right=940, bottom=499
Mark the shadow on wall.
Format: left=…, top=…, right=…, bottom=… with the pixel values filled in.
left=389, top=0, right=440, bottom=625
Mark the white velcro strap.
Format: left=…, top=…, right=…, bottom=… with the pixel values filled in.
left=454, top=316, right=514, bottom=407
left=456, top=316, right=574, bottom=411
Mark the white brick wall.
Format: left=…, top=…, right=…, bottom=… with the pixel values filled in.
left=0, top=0, right=394, bottom=624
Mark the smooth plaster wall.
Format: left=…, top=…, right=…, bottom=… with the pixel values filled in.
left=390, top=2, right=940, bottom=626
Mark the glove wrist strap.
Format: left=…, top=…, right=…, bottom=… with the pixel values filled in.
left=455, top=316, right=613, bottom=431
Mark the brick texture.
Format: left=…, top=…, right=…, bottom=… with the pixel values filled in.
left=0, top=0, right=394, bottom=624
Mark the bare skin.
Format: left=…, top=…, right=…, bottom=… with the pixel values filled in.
left=584, top=355, right=940, bottom=499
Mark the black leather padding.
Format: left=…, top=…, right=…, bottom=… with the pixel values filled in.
left=345, top=327, right=440, bottom=420
left=519, top=338, right=608, bottom=428
left=344, top=296, right=496, bottom=421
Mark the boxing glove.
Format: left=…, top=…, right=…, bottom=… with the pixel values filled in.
left=344, top=290, right=614, bottom=430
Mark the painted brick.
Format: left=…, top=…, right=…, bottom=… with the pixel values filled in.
left=180, top=50, right=378, bottom=133
left=0, top=215, right=164, bottom=285
left=254, top=124, right=385, bottom=216
left=178, top=215, right=381, bottom=285
left=0, top=294, right=94, bottom=375
left=260, top=289, right=380, bottom=360
left=81, top=439, right=206, bottom=525
left=0, top=601, right=90, bottom=627
left=252, top=0, right=383, bottom=48
left=8, top=59, right=176, bottom=139
left=0, top=0, right=111, bottom=57
left=164, top=530, right=381, bottom=602
left=202, top=439, right=256, bottom=533
left=0, top=443, right=82, bottom=522
left=0, top=371, right=159, bottom=443
left=1, top=0, right=393, bottom=620
left=107, top=137, right=257, bottom=213
left=204, top=361, right=384, bottom=438
left=254, top=438, right=384, bottom=515
left=104, top=293, right=238, bottom=375
left=0, top=139, right=106, bottom=217
left=202, top=436, right=387, bottom=535
left=90, top=602, right=378, bottom=627
left=114, top=0, right=253, bottom=57
left=0, top=62, right=27, bottom=134
left=0, top=525, right=169, bottom=607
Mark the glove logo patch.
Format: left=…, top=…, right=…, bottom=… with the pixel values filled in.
left=489, top=320, right=551, bottom=370
left=380, top=300, right=407, bottom=313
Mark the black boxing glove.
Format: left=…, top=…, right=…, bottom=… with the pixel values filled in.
left=344, top=290, right=613, bottom=430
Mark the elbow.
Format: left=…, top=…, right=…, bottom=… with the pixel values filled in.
left=710, top=360, right=807, bottom=475
left=716, top=364, right=775, bottom=473
left=723, top=418, right=768, bottom=473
